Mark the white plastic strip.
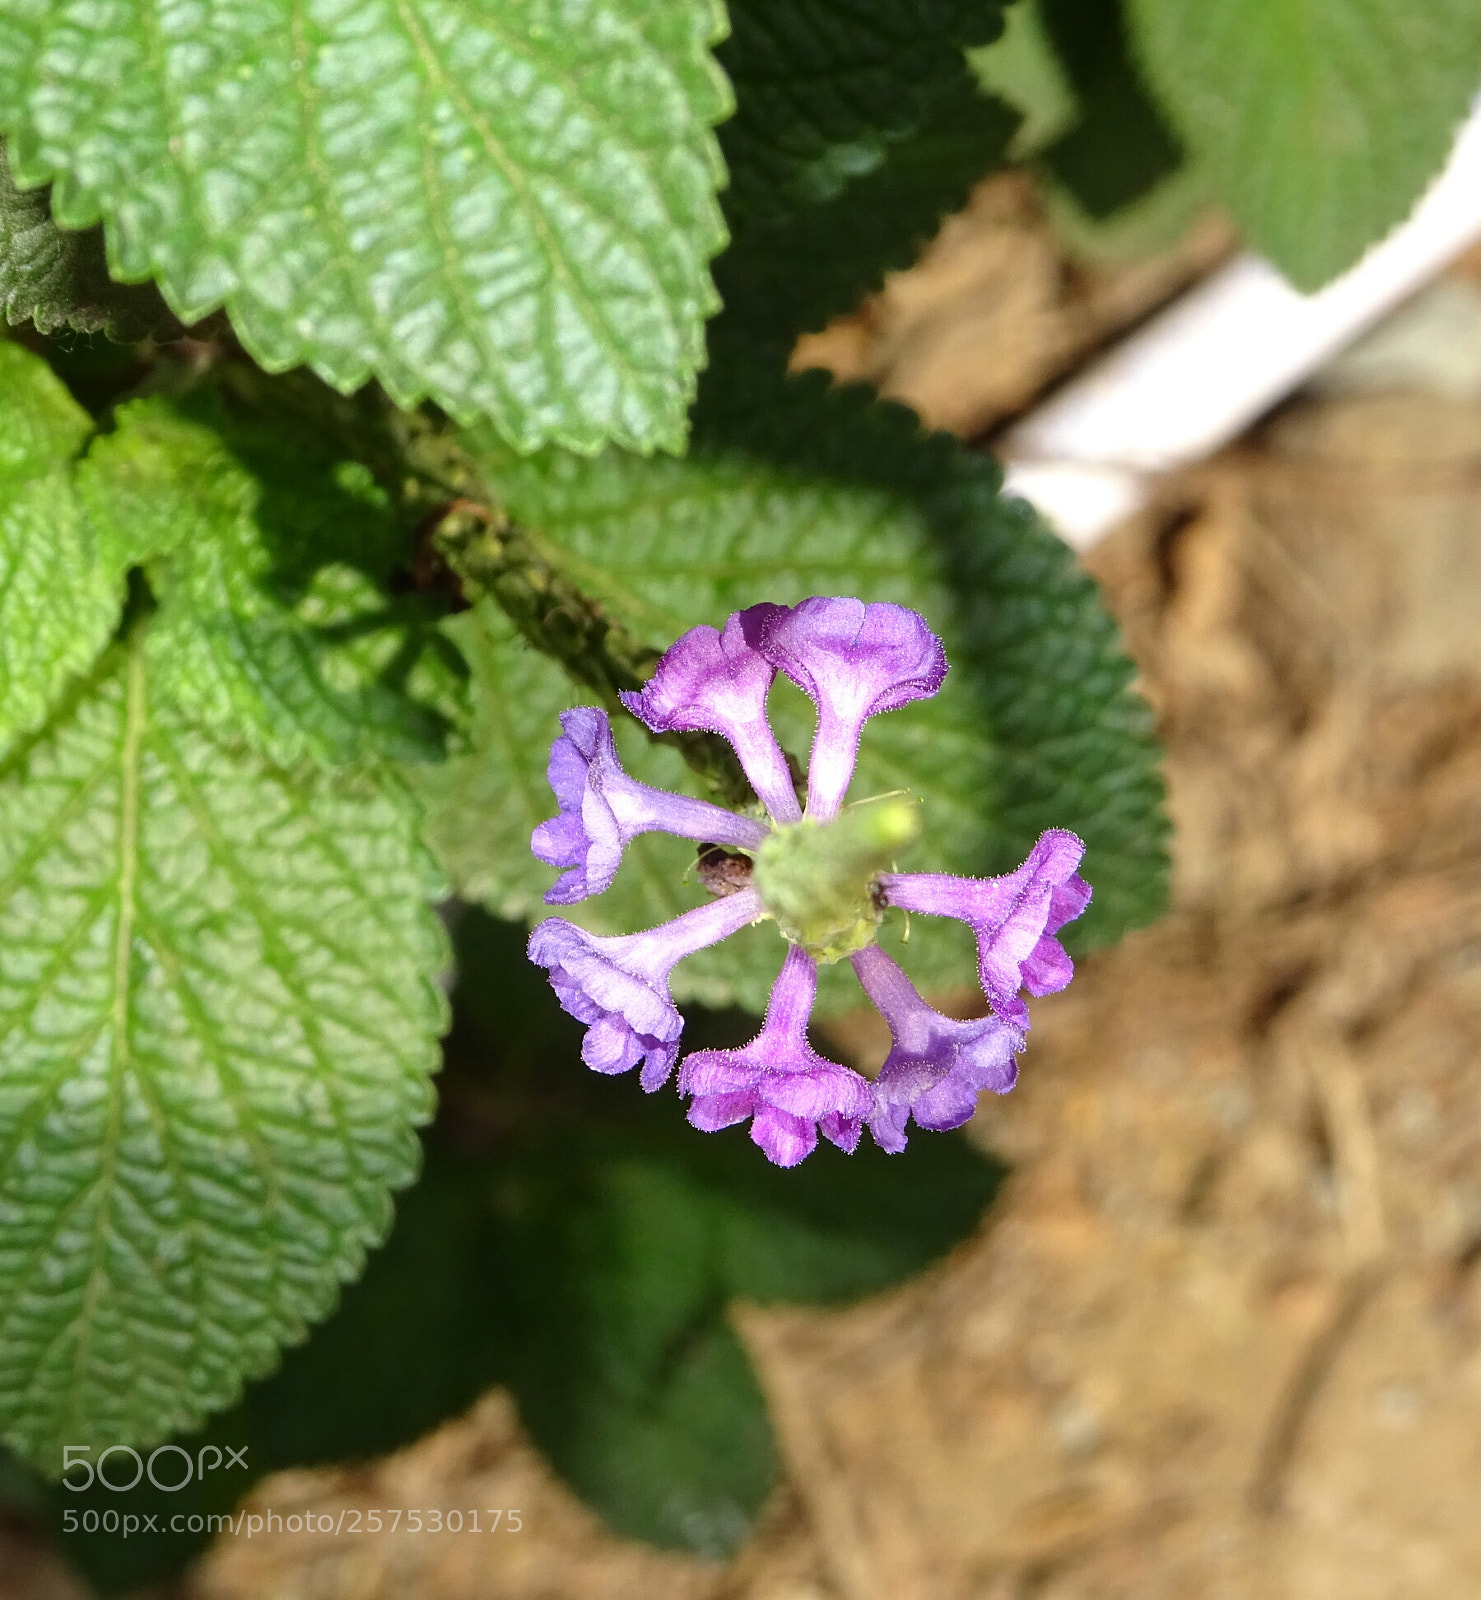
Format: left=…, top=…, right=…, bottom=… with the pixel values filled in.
left=1002, top=100, right=1481, bottom=549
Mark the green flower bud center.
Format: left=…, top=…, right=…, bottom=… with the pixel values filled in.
left=753, top=797, right=920, bottom=963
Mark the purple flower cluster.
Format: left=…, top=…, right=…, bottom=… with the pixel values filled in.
left=528, top=598, right=1090, bottom=1166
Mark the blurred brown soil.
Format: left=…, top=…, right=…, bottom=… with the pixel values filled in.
left=22, top=187, right=1468, bottom=1600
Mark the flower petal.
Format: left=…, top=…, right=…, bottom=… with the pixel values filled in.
left=678, top=1049, right=760, bottom=1098
left=581, top=1015, right=647, bottom=1075
left=820, top=1112, right=863, bottom=1154
left=911, top=1056, right=1015, bottom=1131
left=866, top=1101, right=910, bottom=1155
left=1021, top=934, right=1074, bottom=996
left=906, top=1078, right=981, bottom=1133
left=761, top=1062, right=873, bottom=1120
left=639, top=1042, right=681, bottom=1094
left=760, top=597, right=948, bottom=718
left=750, top=1104, right=817, bottom=1167
left=530, top=809, right=589, bottom=872
left=687, top=1091, right=757, bottom=1132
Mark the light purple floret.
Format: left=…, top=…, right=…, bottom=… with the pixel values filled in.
left=620, top=605, right=801, bottom=824
left=879, top=829, right=1092, bottom=1028
left=531, top=707, right=768, bottom=904
left=528, top=889, right=763, bottom=1092
left=679, top=946, right=873, bottom=1167
left=851, top=945, right=1025, bottom=1153
left=755, top=598, right=948, bottom=821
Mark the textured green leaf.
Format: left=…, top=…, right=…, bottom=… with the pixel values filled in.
left=0, top=1141, right=496, bottom=1595
left=0, top=1, right=730, bottom=454
left=427, top=358, right=1166, bottom=1015
left=0, top=342, right=120, bottom=761
left=1126, top=0, right=1481, bottom=287
left=1038, top=0, right=1183, bottom=219
left=718, top=77, right=1018, bottom=337
left=0, top=147, right=184, bottom=340
left=718, top=0, right=1010, bottom=223
left=416, top=600, right=580, bottom=922
left=0, top=633, right=447, bottom=1470
left=77, top=396, right=463, bottom=768
left=715, top=0, right=1015, bottom=339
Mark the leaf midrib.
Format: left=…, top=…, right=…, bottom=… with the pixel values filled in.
left=66, top=637, right=147, bottom=1433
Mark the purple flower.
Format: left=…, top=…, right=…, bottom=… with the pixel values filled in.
left=756, top=598, right=947, bottom=821
left=528, top=889, right=762, bottom=1091
left=527, top=597, right=1093, bottom=1164
left=679, top=947, right=872, bottom=1166
left=878, top=829, right=1091, bottom=1027
left=621, top=606, right=800, bottom=823
left=531, top=707, right=768, bottom=904
left=851, top=945, right=1024, bottom=1153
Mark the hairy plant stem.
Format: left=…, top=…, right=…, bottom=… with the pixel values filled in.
left=423, top=480, right=761, bottom=814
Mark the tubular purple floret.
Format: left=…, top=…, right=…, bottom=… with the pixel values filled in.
left=679, top=945, right=872, bottom=1166
left=619, top=606, right=801, bottom=823
left=531, top=707, right=769, bottom=904
left=879, top=828, right=1091, bottom=1026
left=850, top=945, right=1024, bottom=1153
left=528, top=888, right=763, bottom=1092
left=755, top=598, right=948, bottom=821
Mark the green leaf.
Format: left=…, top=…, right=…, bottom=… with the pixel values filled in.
left=0, top=1, right=730, bottom=454
left=77, top=395, right=462, bottom=768
left=1037, top=0, right=1183, bottom=219
left=1125, top=0, right=1481, bottom=287
left=714, top=0, right=1015, bottom=339
left=0, top=632, right=448, bottom=1471
left=0, top=342, right=120, bottom=761
left=0, top=148, right=185, bottom=341
left=717, top=0, right=1011, bottom=224
left=718, top=77, right=1019, bottom=338
left=0, top=1140, right=497, bottom=1597
left=968, top=0, right=1079, bottom=158
left=495, top=1139, right=777, bottom=1558
left=416, top=600, right=579, bottom=921
left=427, top=356, right=1166, bottom=1015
